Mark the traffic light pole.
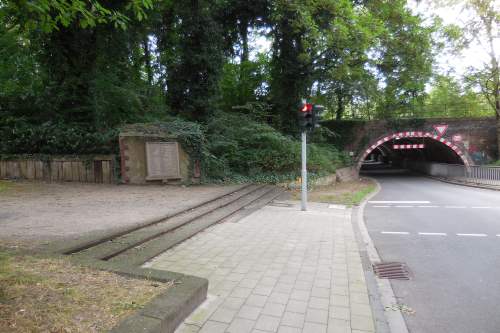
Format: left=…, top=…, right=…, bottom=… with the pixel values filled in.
left=301, top=130, right=307, bottom=211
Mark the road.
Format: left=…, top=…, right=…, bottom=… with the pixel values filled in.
left=363, top=171, right=500, bottom=333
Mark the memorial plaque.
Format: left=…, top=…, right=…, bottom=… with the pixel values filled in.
left=146, top=142, right=181, bottom=180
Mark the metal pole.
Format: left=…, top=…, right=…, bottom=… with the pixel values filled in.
left=301, top=130, right=307, bottom=211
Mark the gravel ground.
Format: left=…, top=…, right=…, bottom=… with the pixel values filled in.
left=0, top=181, right=242, bottom=247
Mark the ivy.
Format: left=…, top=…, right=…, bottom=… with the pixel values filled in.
left=0, top=118, right=118, bottom=155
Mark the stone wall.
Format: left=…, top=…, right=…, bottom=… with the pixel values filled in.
left=323, top=117, right=498, bottom=165
left=119, top=125, right=200, bottom=185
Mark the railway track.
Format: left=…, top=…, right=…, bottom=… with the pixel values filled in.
left=64, top=184, right=283, bottom=266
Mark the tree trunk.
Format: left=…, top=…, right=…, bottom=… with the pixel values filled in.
left=143, top=37, right=153, bottom=86
left=335, top=89, right=344, bottom=120
left=239, top=17, right=249, bottom=63
left=496, top=103, right=500, bottom=161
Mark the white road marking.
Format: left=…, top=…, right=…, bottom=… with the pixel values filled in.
left=456, top=233, right=487, bottom=237
left=496, top=234, right=500, bottom=237
left=328, top=204, right=346, bottom=210
left=369, top=201, right=430, bottom=204
left=418, top=232, right=447, bottom=236
left=380, top=231, right=493, bottom=237
left=371, top=205, right=500, bottom=209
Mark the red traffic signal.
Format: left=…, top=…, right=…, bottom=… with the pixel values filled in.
left=300, top=103, right=313, bottom=112
left=298, top=101, right=314, bottom=130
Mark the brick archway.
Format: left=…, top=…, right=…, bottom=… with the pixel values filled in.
left=356, top=131, right=472, bottom=171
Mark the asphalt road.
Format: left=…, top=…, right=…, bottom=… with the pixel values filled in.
left=363, top=170, right=500, bottom=333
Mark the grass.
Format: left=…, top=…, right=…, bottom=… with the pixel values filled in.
left=292, top=178, right=376, bottom=207
left=487, top=160, right=500, bottom=166
left=0, top=180, right=11, bottom=193
left=316, top=184, right=376, bottom=206
left=0, top=251, right=172, bottom=332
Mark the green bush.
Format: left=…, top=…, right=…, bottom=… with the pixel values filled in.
left=0, top=117, right=118, bottom=155
left=203, top=112, right=345, bottom=181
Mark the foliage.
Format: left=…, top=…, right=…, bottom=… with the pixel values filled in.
left=430, top=0, right=499, bottom=156
left=458, top=0, right=499, bottom=119
left=0, top=118, right=118, bottom=155
left=424, top=75, right=493, bottom=117
left=127, top=120, right=205, bottom=160
left=219, top=54, right=271, bottom=114
left=159, top=0, right=226, bottom=122
left=370, top=0, right=436, bottom=119
left=268, top=0, right=316, bottom=133
left=1, top=0, right=444, bottom=127
left=266, top=0, right=440, bottom=126
left=1, top=0, right=153, bottom=32
left=203, top=112, right=344, bottom=181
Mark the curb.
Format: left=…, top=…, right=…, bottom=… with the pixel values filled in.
left=108, top=269, right=207, bottom=333
left=351, top=178, right=409, bottom=333
left=0, top=249, right=209, bottom=333
left=66, top=257, right=208, bottom=333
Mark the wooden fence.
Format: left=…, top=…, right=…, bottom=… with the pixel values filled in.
left=0, top=155, right=116, bottom=184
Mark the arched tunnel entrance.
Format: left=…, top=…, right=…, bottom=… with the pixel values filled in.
left=357, top=131, right=471, bottom=173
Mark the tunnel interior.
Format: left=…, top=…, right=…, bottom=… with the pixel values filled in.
left=360, top=132, right=465, bottom=173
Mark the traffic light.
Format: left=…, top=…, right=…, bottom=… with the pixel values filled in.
left=298, top=101, right=314, bottom=130
left=312, top=104, right=326, bottom=128
left=298, top=101, right=326, bottom=131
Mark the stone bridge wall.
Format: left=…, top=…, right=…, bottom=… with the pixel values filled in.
left=322, top=117, right=498, bottom=165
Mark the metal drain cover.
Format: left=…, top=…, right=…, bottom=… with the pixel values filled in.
left=373, top=262, right=410, bottom=280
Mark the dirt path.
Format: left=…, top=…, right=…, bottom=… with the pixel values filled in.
left=0, top=181, right=241, bottom=248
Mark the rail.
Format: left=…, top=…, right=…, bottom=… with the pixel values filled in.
left=408, top=161, right=500, bottom=187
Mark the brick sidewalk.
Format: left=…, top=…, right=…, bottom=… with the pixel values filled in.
left=145, top=202, right=375, bottom=333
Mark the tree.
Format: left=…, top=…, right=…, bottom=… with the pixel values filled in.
left=219, top=54, right=271, bottom=113
left=268, top=1, right=312, bottom=133
left=425, top=75, right=491, bottom=117
left=0, top=0, right=152, bottom=32
left=159, top=0, right=226, bottom=121
left=1, top=0, right=161, bottom=131
left=0, top=0, right=448, bottom=156
left=312, top=0, right=381, bottom=120
left=223, top=0, right=270, bottom=63
left=288, top=0, right=436, bottom=122
left=369, top=0, right=436, bottom=118
left=463, top=0, right=499, bottom=156
left=428, top=0, right=499, bottom=156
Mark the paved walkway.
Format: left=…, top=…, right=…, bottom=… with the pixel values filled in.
left=145, top=202, right=375, bottom=333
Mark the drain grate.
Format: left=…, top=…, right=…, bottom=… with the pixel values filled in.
left=373, top=262, right=410, bottom=280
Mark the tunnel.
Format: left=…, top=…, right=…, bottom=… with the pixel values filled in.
left=357, top=131, right=470, bottom=174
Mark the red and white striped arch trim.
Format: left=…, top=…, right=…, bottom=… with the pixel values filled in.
left=357, top=131, right=469, bottom=168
